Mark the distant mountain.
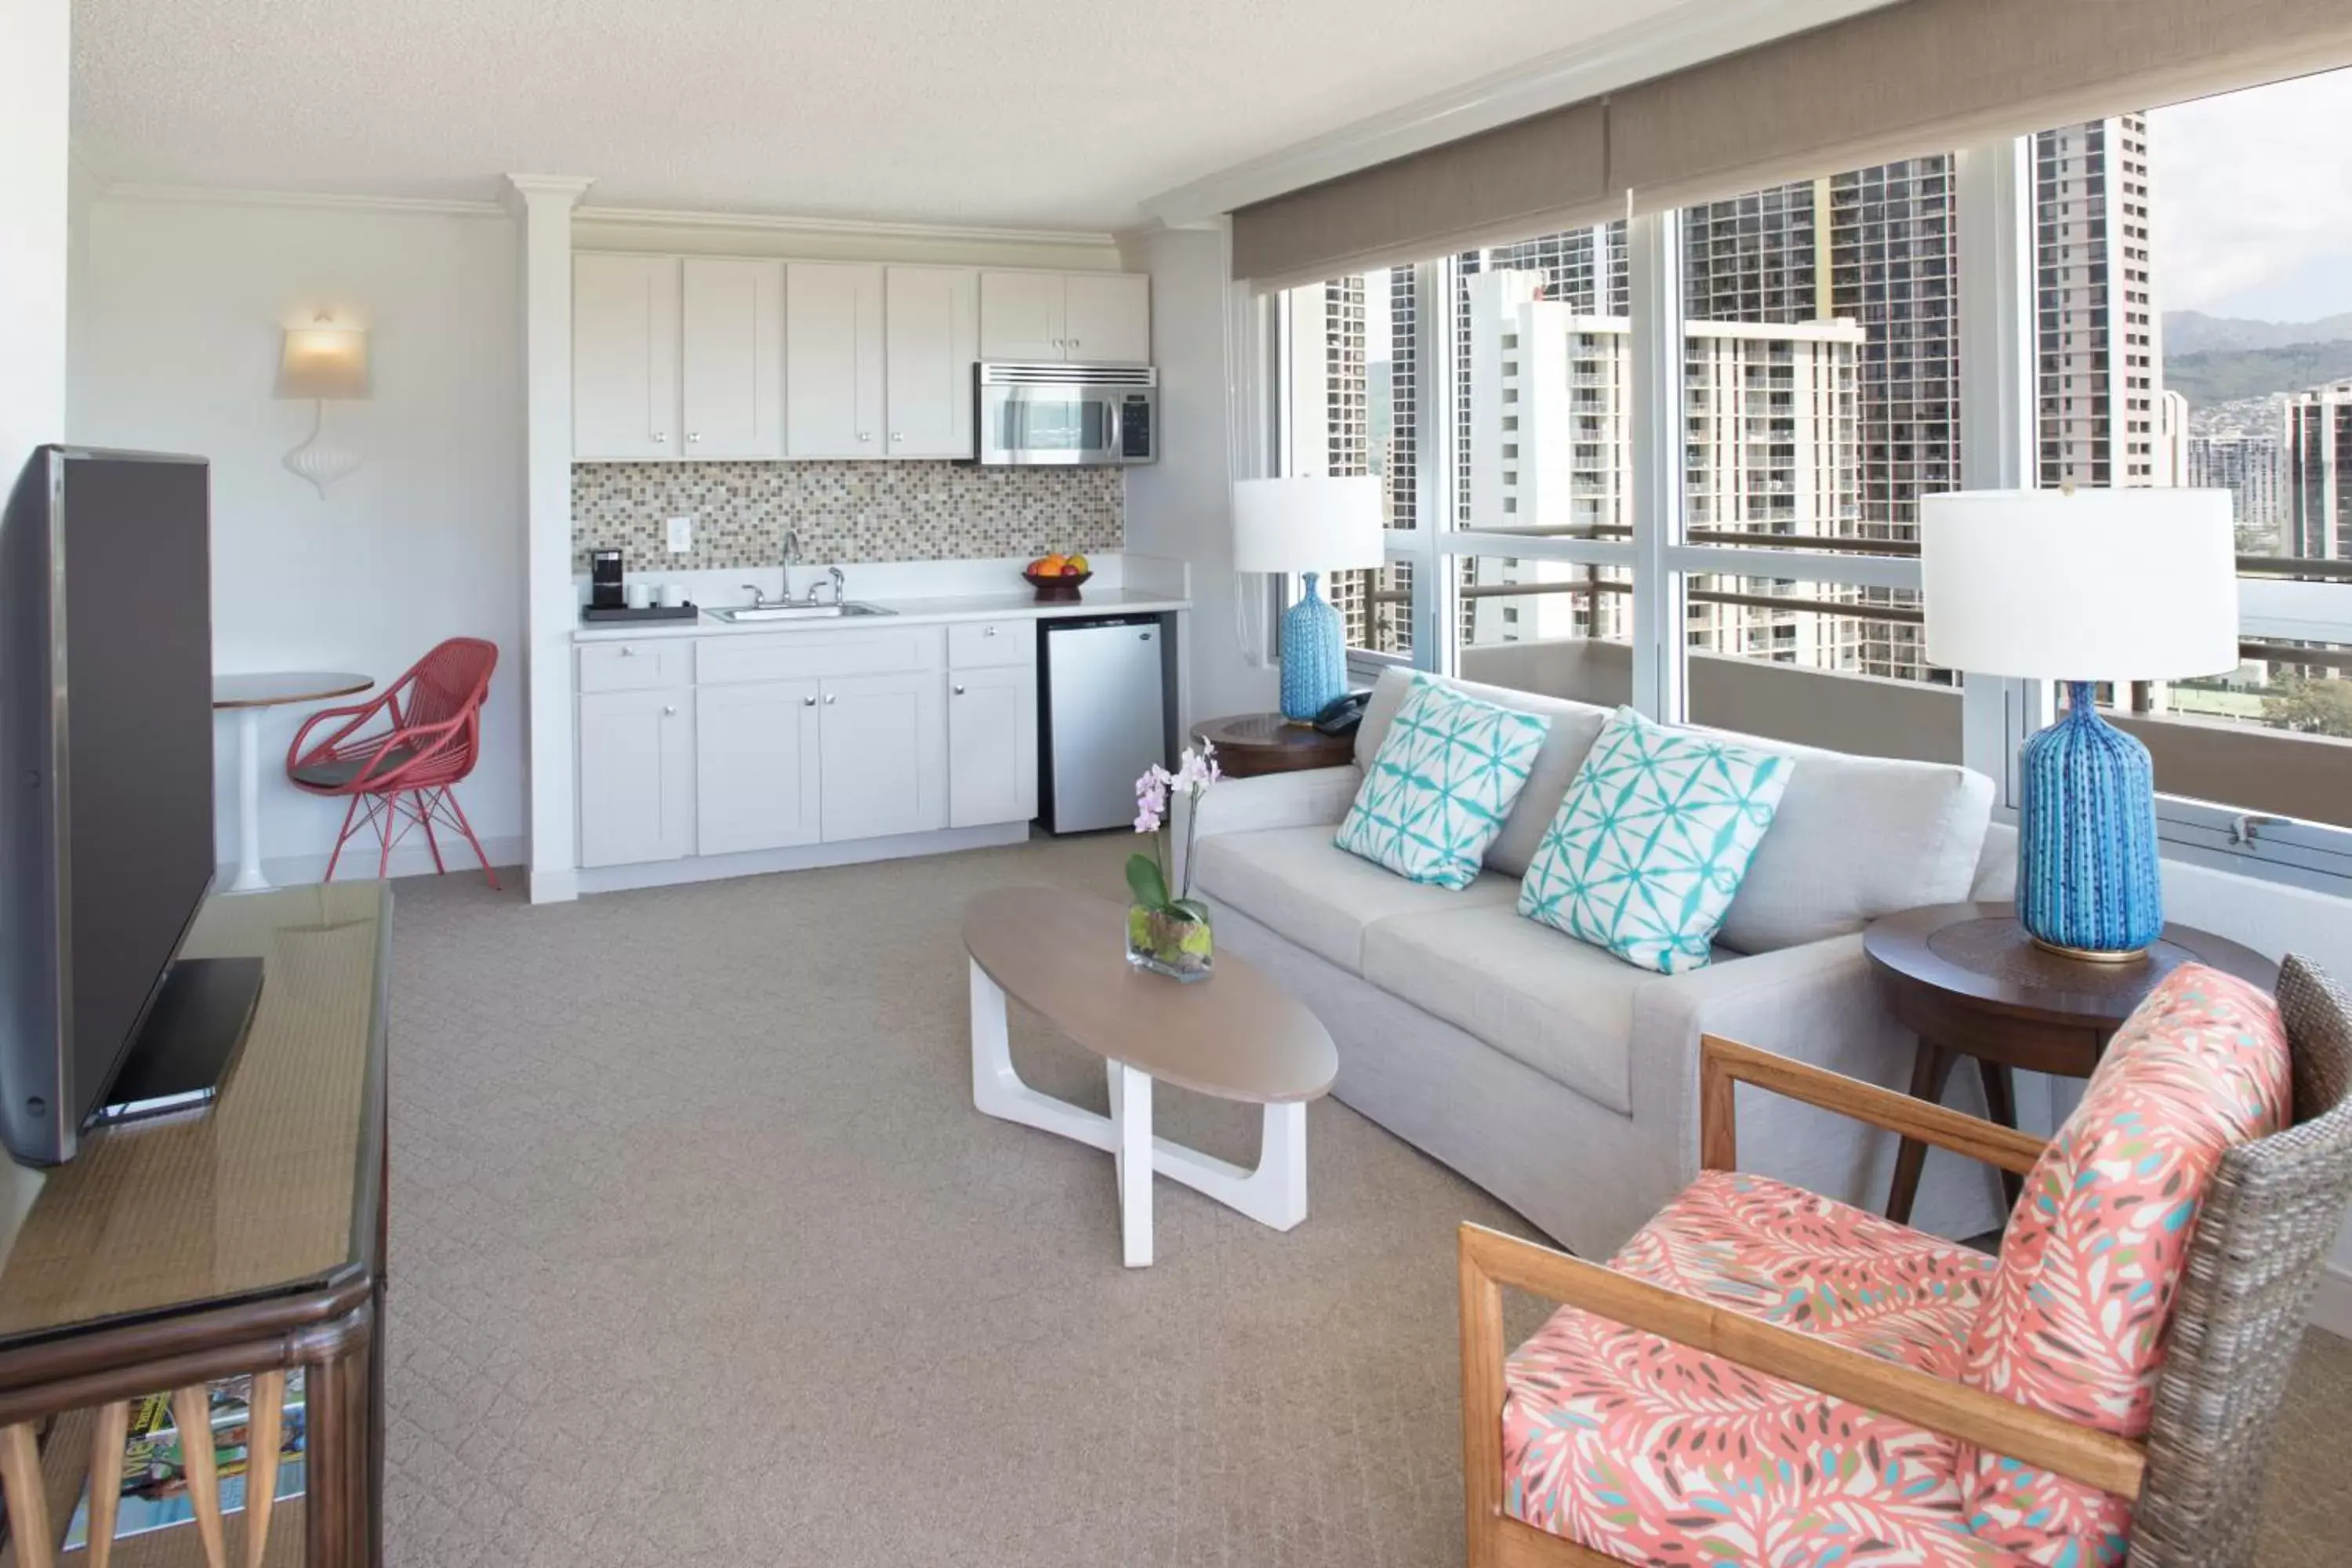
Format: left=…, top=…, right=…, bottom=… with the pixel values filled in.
left=2165, top=340, right=2352, bottom=409
left=2165, top=310, right=2352, bottom=355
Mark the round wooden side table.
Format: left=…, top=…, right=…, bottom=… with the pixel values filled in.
left=1864, top=900, right=2277, bottom=1224
left=1192, top=713, right=1356, bottom=779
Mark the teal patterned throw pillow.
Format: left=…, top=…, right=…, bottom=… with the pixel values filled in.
left=1518, top=707, right=1791, bottom=974
left=1334, top=676, right=1550, bottom=889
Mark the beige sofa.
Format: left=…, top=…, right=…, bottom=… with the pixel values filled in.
left=1184, top=668, right=2009, bottom=1259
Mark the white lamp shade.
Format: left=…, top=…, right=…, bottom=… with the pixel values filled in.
left=277, top=327, right=371, bottom=400
left=1921, top=488, right=2238, bottom=681
left=1232, top=476, right=1384, bottom=575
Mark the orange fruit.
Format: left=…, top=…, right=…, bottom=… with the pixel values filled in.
left=1038, top=554, right=1068, bottom=575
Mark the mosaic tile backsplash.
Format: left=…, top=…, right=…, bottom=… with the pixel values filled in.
left=572, top=462, right=1124, bottom=572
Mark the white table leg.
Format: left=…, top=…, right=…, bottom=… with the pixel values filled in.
left=969, top=957, right=1312, bottom=1262
left=1113, top=1063, right=1152, bottom=1268
left=227, top=706, right=270, bottom=893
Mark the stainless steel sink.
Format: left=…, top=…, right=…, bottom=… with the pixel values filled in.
left=710, top=602, right=896, bottom=623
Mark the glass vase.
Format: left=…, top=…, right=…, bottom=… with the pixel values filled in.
left=1126, top=904, right=1214, bottom=982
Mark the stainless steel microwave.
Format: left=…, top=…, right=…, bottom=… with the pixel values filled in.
left=973, top=362, right=1156, bottom=466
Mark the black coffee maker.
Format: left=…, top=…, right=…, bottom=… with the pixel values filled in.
left=590, top=549, right=626, bottom=611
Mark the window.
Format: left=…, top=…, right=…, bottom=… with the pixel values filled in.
left=1255, top=67, right=2352, bottom=886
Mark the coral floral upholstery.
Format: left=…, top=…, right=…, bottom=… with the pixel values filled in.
left=1503, top=1170, right=2013, bottom=1565
left=1956, top=964, right=2291, bottom=1565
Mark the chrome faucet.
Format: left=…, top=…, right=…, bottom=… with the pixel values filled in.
left=740, top=582, right=770, bottom=609
left=819, top=566, right=848, bottom=606
left=780, top=527, right=803, bottom=603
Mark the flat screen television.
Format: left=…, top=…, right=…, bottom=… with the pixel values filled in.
left=0, top=446, right=259, bottom=1166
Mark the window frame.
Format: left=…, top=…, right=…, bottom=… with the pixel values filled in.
left=1257, top=119, right=2352, bottom=891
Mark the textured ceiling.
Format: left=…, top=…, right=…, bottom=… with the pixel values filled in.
left=73, top=0, right=1684, bottom=230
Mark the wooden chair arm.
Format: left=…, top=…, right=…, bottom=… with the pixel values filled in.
left=1700, top=1033, right=2049, bottom=1177
left=1457, top=1223, right=2143, bottom=1501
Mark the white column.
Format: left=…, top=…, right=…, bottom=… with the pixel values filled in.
left=1628, top=210, right=1688, bottom=724
left=1956, top=140, right=2046, bottom=804
left=2, top=0, right=70, bottom=463
left=504, top=175, right=596, bottom=904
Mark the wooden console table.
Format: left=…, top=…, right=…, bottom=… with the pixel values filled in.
left=0, top=884, right=390, bottom=1568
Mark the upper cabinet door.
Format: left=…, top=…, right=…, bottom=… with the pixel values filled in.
left=978, top=271, right=1066, bottom=361
left=680, top=259, right=783, bottom=459
left=786, top=263, right=885, bottom=459
left=884, top=267, right=978, bottom=459
left=1061, top=273, right=1151, bottom=364
left=574, top=255, right=681, bottom=460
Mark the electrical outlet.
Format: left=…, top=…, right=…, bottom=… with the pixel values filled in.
left=666, top=516, right=693, bottom=554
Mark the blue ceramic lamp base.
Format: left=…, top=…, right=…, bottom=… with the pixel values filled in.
left=2016, top=681, right=2162, bottom=961
left=1279, top=571, right=1348, bottom=722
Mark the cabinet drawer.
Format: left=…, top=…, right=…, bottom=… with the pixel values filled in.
left=947, top=619, right=1035, bottom=670
left=695, top=626, right=944, bottom=685
left=578, top=640, right=691, bottom=692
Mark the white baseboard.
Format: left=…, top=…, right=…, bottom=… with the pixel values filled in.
left=2310, top=1263, right=2352, bottom=1339
left=527, top=865, right=580, bottom=905
left=217, top=833, right=524, bottom=893
left=576, top=822, right=1030, bottom=896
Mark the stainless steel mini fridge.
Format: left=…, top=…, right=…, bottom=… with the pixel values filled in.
left=1038, top=615, right=1173, bottom=833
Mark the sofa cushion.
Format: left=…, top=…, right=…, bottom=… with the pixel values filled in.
left=1334, top=674, right=1551, bottom=890
left=1352, top=666, right=1613, bottom=880
left=1504, top=1170, right=2003, bottom=1565
left=1715, top=736, right=1994, bottom=955
left=1519, top=707, right=1792, bottom=975
left=1956, top=963, right=2292, bottom=1564
left=1191, top=826, right=1519, bottom=975
left=1360, top=902, right=1659, bottom=1114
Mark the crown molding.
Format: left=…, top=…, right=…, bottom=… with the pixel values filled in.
left=98, top=182, right=510, bottom=219
left=572, top=202, right=1118, bottom=252
left=1142, top=0, right=1899, bottom=226
left=503, top=172, right=598, bottom=216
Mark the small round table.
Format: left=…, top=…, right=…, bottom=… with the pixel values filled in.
left=1191, top=713, right=1356, bottom=779
left=1864, top=900, right=2277, bottom=1224
left=213, top=672, right=373, bottom=894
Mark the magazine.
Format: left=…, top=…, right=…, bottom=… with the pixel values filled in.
left=62, top=1370, right=307, bottom=1550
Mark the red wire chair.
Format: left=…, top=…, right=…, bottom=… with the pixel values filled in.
left=287, top=637, right=501, bottom=887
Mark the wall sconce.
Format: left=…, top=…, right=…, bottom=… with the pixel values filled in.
left=276, top=315, right=371, bottom=497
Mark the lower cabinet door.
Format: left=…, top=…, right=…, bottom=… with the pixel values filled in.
left=695, top=680, right=822, bottom=855
left=818, top=672, right=946, bottom=842
left=948, top=664, right=1037, bottom=828
left=578, top=688, right=695, bottom=867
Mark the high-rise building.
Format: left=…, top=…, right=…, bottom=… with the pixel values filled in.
left=1461, top=270, right=1862, bottom=656
left=2190, top=430, right=2287, bottom=550
left=2288, top=380, right=2352, bottom=561
left=2036, top=116, right=2165, bottom=488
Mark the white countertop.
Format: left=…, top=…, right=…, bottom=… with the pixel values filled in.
left=573, top=586, right=1189, bottom=642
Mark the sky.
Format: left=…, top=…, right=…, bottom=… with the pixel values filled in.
left=2150, top=66, right=2352, bottom=323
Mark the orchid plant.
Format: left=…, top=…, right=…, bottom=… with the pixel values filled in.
left=1127, top=742, right=1220, bottom=926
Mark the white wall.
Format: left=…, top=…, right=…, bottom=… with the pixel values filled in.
left=1121, top=225, right=1276, bottom=724
left=71, top=194, right=526, bottom=881
left=2, top=0, right=69, bottom=465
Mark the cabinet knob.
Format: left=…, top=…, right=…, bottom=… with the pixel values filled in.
left=619, top=646, right=636, bottom=656
left=891, top=432, right=902, bottom=442
left=662, top=704, right=677, bottom=717
left=804, top=695, right=817, bottom=707
left=982, top=626, right=996, bottom=637
left=858, top=432, right=873, bottom=442
left=953, top=684, right=966, bottom=696
left=653, top=433, right=668, bottom=444
left=687, top=432, right=701, bottom=444
left=824, top=694, right=837, bottom=705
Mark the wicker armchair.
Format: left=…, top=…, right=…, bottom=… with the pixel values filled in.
left=1457, top=954, right=2352, bottom=1568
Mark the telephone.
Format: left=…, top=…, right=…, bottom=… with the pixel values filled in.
left=1312, top=690, right=1374, bottom=736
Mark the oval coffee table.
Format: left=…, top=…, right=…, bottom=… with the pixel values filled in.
left=964, top=887, right=1338, bottom=1267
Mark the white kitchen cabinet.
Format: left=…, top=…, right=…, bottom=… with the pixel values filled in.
left=818, top=672, right=945, bottom=842
left=695, top=680, right=821, bottom=855
left=578, top=687, right=695, bottom=867
left=948, top=664, right=1037, bottom=828
left=681, top=258, right=783, bottom=459
left=978, top=270, right=1149, bottom=364
left=884, top=267, right=978, bottom=459
left=786, top=262, right=885, bottom=459
left=1061, top=273, right=1152, bottom=363
left=574, top=255, right=681, bottom=460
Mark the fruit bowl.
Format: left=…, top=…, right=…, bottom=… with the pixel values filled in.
left=1021, top=567, right=1092, bottom=602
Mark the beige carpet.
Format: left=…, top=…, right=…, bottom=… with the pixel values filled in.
left=381, top=834, right=2352, bottom=1567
